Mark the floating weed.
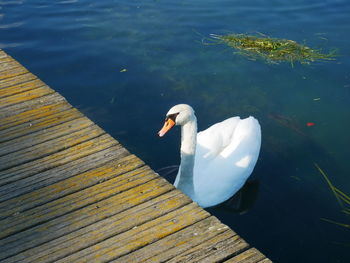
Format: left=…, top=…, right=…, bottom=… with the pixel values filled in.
left=209, top=33, right=336, bottom=65
left=315, top=163, right=350, bottom=230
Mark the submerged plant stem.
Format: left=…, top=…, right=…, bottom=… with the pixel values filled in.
left=314, top=163, right=344, bottom=208
left=321, top=218, right=350, bottom=229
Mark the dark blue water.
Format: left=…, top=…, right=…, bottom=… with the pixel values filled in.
left=1, top=0, right=350, bottom=262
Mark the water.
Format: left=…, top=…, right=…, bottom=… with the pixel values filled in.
left=1, top=0, right=350, bottom=262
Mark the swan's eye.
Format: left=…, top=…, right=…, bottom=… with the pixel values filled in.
left=166, top=113, right=179, bottom=122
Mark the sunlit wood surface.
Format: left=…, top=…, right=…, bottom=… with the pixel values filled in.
left=0, top=49, right=271, bottom=263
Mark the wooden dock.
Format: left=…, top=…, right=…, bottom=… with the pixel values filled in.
left=0, top=49, right=271, bottom=263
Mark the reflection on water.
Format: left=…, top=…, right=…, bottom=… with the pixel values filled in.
left=1, top=0, right=350, bottom=262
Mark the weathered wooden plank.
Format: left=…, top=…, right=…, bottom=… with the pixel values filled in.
left=4, top=190, right=190, bottom=263
left=0, top=135, right=119, bottom=203
left=0, top=56, right=13, bottom=65
left=0, top=177, right=174, bottom=260
left=0, top=144, right=128, bottom=207
left=0, top=145, right=129, bottom=215
left=0, top=85, right=54, bottom=109
left=168, top=233, right=249, bottom=263
left=0, top=92, right=66, bottom=119
left=258, top=259, right=272, bottom=263
left=0, top=134, right=119, bottom=187
left=0, top=107, right=82, bottom=143
left=0, top=116, right=94, bottom=156
left=0, top=78, right=45, bottom=98
left=0, top=60, right=23, bottom=72
left=0, top=65, right=28, bottom=81
left=0, top=157, right=146, bottom=238
left=0, top=50, right=7, bottom=59
left=224, top=248, right=268, bottom=263
left=0, top=72, right=37, bottom=89
left=113, top=217, right=234, bottom=263
left=0, top=124, right=104, bottom=171
left=55, top=202, right=209, bottom=263
left=0, top=102, right=72, bottom=130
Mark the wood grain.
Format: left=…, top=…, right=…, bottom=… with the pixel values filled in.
left=0, top=78, right=45, bottom=98
left=224, top=248, right=268, bottom=263
left=0, top=85, right=54, bottom=109
left=0, top=177, right=174, bottom=260
left=0, top=107, right=82, bottom=143
left=4, top=190, right=190, bottom=263
left=0, top=134, right=121, bottom=188
left=0, top=72, right=37, bottom=89
left=0, top=124, right=105, bottom=172
left=0, top=102, right=72, bottom=130
left=0, top=92, right=66, bottom=119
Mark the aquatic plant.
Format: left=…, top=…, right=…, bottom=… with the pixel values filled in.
left=315, top=163, right=350, bottom=229
left=210, top=33, right=336, bottom=65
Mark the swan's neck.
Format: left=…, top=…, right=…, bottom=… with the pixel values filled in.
left=176, top=117, right=197, bottom=199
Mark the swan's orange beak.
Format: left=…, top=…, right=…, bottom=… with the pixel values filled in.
left=158, top=118, right=175, bottom=137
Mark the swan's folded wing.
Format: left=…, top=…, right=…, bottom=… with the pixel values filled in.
left=196, top=117, right=240, bottom=161
left=194, top=116, right=261, bottom=207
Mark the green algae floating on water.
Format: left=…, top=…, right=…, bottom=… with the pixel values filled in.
left=210, top=33, right=336, bottom=65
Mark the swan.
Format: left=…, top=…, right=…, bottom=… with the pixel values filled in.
left=158, top=104, right=261, bottom=208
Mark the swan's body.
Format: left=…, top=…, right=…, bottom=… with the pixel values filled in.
left=158, top=104, right=261, bottom=208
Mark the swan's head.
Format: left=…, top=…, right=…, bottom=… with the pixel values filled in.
left=158, top=104, right=195, bottom=137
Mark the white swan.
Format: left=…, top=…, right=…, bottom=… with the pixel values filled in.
left=158, top=104, right=261, bottom=208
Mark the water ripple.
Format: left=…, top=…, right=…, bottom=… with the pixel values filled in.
left=0, top=21, right=23, bottom=29
left=0, top=0, right=23, bottom=5
left=0, top=42, right=21, bottom=48
left=58, top=0, right=79, bottom=4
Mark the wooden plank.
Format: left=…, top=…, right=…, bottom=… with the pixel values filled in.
left=0, top=145, right=128, bottom=214
left=224, top=248, right=268, bottom=263
left=167, top=233, right=249, bottom=263
left=0, top=177, right=174, bottom=260
left=0, top=102, right=72, bottom=130
left=0, top=157, right=146, bottom=238
left=258, top=259, right=273, bottom=263
left=4, top=190, right=191, bottom=263
left=0, top=134, right=120, bottom=188
left=0, top=116, right=94, bottom=156
left=0, top=92, right=66, bottom=119
left=0, top=65, right=28, bottom=81
left=55, top=202, right=209, bottom=263
left=0, top=60, right=23, bottom=72
left=0, top=50, right=7, bottom=58
left=0, top=107, right=82, bottom=143
left=0, top=85, right=54, bottom=109
left=113, top=217, right=235, bottom=263
left=0, top=72, right=37, bottom=89
left=0, top=78, right=45, bottom=98
left=0, top=56, right=13, bottom=65
left=0, top=124, right=104, bottom=171
left=0, top=144, right=129, bottom=207
left=0, top=146, right=130, bottom=213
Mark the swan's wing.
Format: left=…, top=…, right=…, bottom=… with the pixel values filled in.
left=196, top=117, right=241, bottom=160
left=194, top=116, right=261, bottom=207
